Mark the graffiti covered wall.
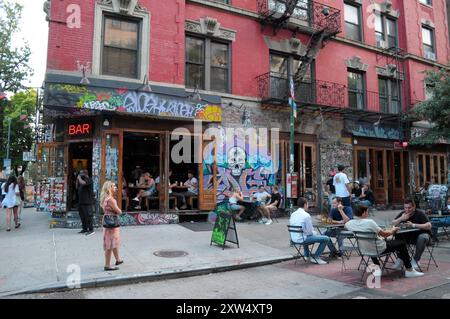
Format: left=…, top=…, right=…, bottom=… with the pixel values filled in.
left=46, top=84, right=222, bottom=122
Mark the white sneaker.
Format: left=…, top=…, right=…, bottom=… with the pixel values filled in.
left=265, top=219, right=273, bottom=225
left=309, top=257, right=328, bottom=265
left=258, top=218, right=267, bottom=224
left=132, top=197, right=139, bottom=202
left=393, top=258, right=404, bottom=270
left=410, top=258, right=419, bottom=269
left=405, top=269, right=424, bottom=278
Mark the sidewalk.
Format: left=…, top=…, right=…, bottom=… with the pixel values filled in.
left=0, top=207, right=431, bottom=297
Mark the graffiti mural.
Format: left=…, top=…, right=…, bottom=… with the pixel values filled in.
left=119, top=212, right=179, bottom=226
left=46, top=84, right=222, bottom=122
left=204, top=134, right=279, bottom=203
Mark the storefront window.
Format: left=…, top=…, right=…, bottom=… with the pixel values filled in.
left=304, top=146, right=313, bottom=189
left=394, top=152, right=401, bottom=188
left=418, top=154, right=424, bottom=186
left=440, top=156, right=446, bottom=184
left=425, top=155, right=431, bottom=183
left=105, top=134, right=120, bottom=186
left=433, top=156, right=439, bottom=184
left=356, top=150, right=368, bottom=181
left=376, top=151, right=384, bottom=188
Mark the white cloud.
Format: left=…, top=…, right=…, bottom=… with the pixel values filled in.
left=11, top=0, right=48, bottom=88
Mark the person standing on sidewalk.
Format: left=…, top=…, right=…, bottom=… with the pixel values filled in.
left=101, top=181, right=123, bottom=271
left=333, top=165, right=352, bottom=207
left=1, top=176, right=21, bottom=232
left=17, top=176, right=26, bottom=222
left=77, top=170, right=95, bottom=235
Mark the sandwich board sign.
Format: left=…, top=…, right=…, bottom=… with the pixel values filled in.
left=210, top=202, right=239, bottom=249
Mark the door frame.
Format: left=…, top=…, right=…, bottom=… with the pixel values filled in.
left=101, top=129, right=123, bottom=209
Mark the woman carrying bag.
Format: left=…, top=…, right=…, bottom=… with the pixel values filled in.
left=100, top=181, right=124, bottom=271
left=1, top=176, right=21, bottom=232
left=17, top=176, right=26, bottom=222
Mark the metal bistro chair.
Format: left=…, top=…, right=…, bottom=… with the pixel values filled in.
left=405, top=238, right=438, bottom=272
left=287, top=225, right=318, bottom=264
left=353, top=231, right=397, bottom=282
left=336, top=228, right=359, bottom=273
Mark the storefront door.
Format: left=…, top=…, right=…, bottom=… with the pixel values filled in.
left=389, top=150, right=405, bottom=204
left=371, top=149, right=388, bottom=205
left=199, top=137, right=217, bottom=210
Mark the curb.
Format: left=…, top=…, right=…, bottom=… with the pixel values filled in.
left=0, top=255, right=295, bottom=297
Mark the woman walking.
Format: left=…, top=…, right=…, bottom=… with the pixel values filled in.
left=17, top=176, right=26, bottom=222
left=100, top=181, right=124, bottom=271
left=1, top=176, right=21, bottom=232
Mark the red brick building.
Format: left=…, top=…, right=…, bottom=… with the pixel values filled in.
left=39, top=0, right=449, bottom=222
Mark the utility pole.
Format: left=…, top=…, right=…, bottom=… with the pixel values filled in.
left=288, top=76, right=297, bottom=209
left=6, top=117, right=11, bottom=160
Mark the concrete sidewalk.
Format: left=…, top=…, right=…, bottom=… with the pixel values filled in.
left=0, top=207, right=404, bottom=297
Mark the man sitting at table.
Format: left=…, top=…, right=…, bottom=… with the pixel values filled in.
left=252, top=186, right=271, bottom=223
left=391, top=198, right=432, bottom=269
left=289, top=197, right=331, bottom=265
left=325, top=197, right=353, bottom=257
left=132, top=172, right=156, bottom=209
left=358, top=184, right=375, bottom=207
left=179, top=170, right=198, bottom=210
left=258, top=185, right=282, bottom=225
left=345, top=205, right=424, bottom=278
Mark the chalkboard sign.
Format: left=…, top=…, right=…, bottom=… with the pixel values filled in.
left=210, top=202, right=239, bottom=249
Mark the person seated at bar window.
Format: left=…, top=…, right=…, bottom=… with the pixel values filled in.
left=391, top=198, right=432, bottom=269
left=325, top=197, right=353, bottom=257
left=345, top=205, right=424, bottom=278
left=132, top=172, right=156, bottom=209
left=228, top=188, right=246, bottom=221
left=358, top=184, right=375, bottom=207
left=179, top=170, right=198, bottom=210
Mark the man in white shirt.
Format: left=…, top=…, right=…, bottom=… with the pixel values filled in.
left=345, top=204, right=424, bottom=278
left=180, top=170, right=198, bottom=210
left=289, top=198, right=331, bottom=265
left=333, top=165, right=352, bottom=207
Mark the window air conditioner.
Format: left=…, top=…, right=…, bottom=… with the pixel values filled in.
left=425, top=51, right=436, bottom=60
left=377, top=39, right=387, bottom=49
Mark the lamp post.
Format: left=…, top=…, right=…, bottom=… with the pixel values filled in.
left=6, top=117, right=11, bottom=160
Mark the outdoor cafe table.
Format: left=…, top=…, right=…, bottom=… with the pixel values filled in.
left=393, top=227, right=421, bottom=257
left=237, top=199, right=259, bottom=220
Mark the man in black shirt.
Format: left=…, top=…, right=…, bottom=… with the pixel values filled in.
left=77, top=170, right=95, bottom=235
left=392, top=198, right=432, bottom=269
left=359, top=184, right=375, bottom=207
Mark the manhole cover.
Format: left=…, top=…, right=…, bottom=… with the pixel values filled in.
left=153, top=250, right=188, bottom=258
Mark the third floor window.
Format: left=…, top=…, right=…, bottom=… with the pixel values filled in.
left=422, top=26, right=436, bottom=60
left=375, top=14, right=397, bottom=49
left=269, top=0, right=310, bottom=23
left=185, top=36, right=230, bottom=93
left=344, top=3, right=362, bottom=42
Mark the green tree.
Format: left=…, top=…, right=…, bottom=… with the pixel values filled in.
left=0, top=0, right=33, bottom=163
left=412, top=69, right=450, bottom=145
left=2, top=89, right=36, bottom=175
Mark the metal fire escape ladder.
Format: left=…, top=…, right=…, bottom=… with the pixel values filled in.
left=293, top=29, right=326, bottom=85
left=258, top=0, right=302, bottom=33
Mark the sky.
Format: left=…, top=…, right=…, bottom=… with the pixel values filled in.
left=11, top=0, right=48, bottom=88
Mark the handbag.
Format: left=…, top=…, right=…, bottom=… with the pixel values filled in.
left=103, top=214, right=120, bottom=228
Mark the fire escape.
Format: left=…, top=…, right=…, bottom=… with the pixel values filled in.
left=256, top=0, right=342, bottom=102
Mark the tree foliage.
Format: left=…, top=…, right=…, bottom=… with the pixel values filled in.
left=412, top=68, right=450, bottom=145
left=1, top=89, right=36, bottom=175
left=0, top=0, right=33, bottom=93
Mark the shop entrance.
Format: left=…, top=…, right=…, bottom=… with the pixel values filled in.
left=68, top=142, right=93, bottom=210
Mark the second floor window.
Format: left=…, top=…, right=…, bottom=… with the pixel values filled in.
left=379, top=78, right=401, bottom=114
left=344, top=3, right=362, bottom=42
left=102, top=16, right=140, bottom=78
left=347, top=71, right=365, bottom=110
left=185, top=36, right=230, bottom=93
left=269, top=53, right=312, bottom=101
left=422, top=26, right=436, bottom=60
left=375, top=14, right=397, bottom=49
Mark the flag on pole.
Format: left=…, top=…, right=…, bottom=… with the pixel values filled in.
left=289, top=76, right=297, bottom=118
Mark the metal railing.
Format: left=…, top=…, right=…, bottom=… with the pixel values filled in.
left=256, top=72, right=404, bottom=114
left=257, top=0, right=341, bottom=35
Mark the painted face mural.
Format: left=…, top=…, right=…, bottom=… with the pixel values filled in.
left=227, top=146, right=246, bottom=176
